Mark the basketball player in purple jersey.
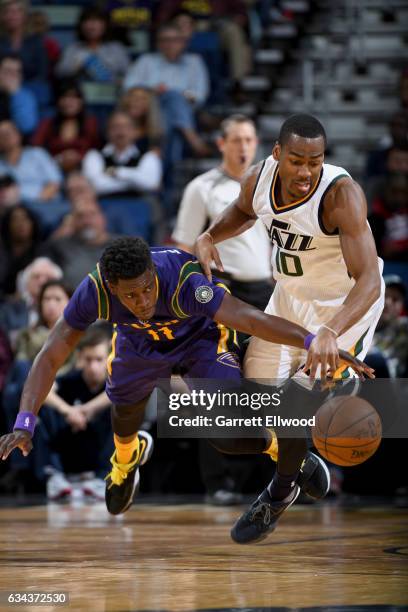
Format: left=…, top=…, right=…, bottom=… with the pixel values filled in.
left=0, top=237, right=371, bottom=532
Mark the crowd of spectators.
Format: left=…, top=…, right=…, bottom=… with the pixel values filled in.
left=365, top=71, right=408, bottom=267
left=0, top=0, right=406, bottom=501
left=0, top=0, right=267, bottom=229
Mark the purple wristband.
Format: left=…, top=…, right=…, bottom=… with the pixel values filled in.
left=13, top=412, right=36, bottom=436
left=304, top=333, right=316, bottom=351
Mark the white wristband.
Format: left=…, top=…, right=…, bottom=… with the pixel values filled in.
left=320, top=324, right=339, bottom=337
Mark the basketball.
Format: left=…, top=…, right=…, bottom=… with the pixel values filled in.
left=311, top=395, right=382, bottom=467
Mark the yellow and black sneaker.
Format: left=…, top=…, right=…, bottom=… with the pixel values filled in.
left=105, top=431, right=154, bottom=515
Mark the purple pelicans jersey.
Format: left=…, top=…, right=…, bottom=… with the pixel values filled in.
left=64, top=247, right=241, bottom=405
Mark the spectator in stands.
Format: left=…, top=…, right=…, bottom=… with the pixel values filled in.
left=369, top=171, right=408, bottom=261
left=57, top=173, right=144, bottom=243
left=65, top=172, right=95, bottom=204
left=171, top=11, right=225, bottom=105
left=119, top=86, right=164, bottom=151
left=370, top=275, right=408, bottom=378
left=171, top=10, right=196, bottom=46
left=83, top=109, right=162, bottom=196
left=0, top=0, right=49, bottom=106
left=0, top=120, right=63, bottom=203
left=26, top=10, right=61, bottom=80
left=123, top=24, right=211, bottom=157
left=0, top=204, right=43, bottom=297
left=0, top=173, right=20, bottom=216
left=123, top=23, right=209, bottom=105
left=0, top=53, right=38, bottom=135
left=55, top=7, right=130, bottom=84
left=0, top=256, right=62, bottom=340
left=1, top=280, right=74, bottom=490
left=42, top=326, right=113, bottom=501
left=46, top=173, right=97, bottom=241
left=365, top=110, right=408, bottom=182
left=40, top=197, right=113, bottom=289
left=2, top=279, right=71, bottom=429
left=13, top=280, right=72, bottom=367
left=156, top=0, right=251, bottom=82
left=32, top=81, right=100, bottom=175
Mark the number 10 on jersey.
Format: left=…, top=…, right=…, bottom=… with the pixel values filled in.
left=275, top=248, right=304, bottom=277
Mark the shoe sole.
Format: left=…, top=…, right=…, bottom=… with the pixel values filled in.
left=231, top=486, right=301, bottom=545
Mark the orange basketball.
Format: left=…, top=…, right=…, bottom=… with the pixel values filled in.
left=311, top=395, right=382, bottom=467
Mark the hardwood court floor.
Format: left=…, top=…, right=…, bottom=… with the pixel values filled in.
left=0, top=500, right=407, bottom=611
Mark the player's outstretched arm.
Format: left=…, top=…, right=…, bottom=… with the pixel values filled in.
left=215, top=292, right=307, bottom=349
left=0, top=317, right=84, bottom=460
left=195, top=163, right=261, bottom=282
left=214, top=293, right=374, bottom=381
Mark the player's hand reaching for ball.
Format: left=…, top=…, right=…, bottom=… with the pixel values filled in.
left=304, top=326, right=375, bottom=381
left=336, top=350, right=375, bottom=380
left=305, top=326, right=339, bottom=380
left=0, top=430, right=33, bottom=461
left=195, top=233, right=224, bottom=283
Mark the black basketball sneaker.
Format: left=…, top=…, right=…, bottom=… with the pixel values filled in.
left=297, top=451, right=331, bottom=499
left=230, top=451, right=330, bottom=544
left=231, top=485, right=300, bottom=544
left=105, top=430, right=154, bottom=515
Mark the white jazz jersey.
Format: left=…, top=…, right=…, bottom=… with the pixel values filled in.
left=245, top=157, right=385, bottom=381
left=253, top=157, right=381, bottom=306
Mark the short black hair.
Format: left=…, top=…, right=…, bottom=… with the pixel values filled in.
left=77, top=7, right=110, bottom=42
left=278, top=114, right=327, bottom=148
left=100, top=237, right=153, bottom=284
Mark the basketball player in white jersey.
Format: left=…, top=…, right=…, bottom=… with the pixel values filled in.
left=195, top=114, right=384, bottom=544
